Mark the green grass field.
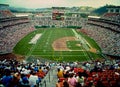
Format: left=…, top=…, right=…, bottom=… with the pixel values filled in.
left=13, top=28, right=103, bottom=62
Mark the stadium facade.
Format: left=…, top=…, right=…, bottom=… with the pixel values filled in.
left=32, top=7, right=85, bottom=28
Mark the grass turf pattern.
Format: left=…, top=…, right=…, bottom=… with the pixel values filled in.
left=13, top=28, right=103, bottom=62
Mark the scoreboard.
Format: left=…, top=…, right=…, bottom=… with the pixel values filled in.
left=52, top=12, right=64, bottom=20
left=52, top=7, right=65, bottom=20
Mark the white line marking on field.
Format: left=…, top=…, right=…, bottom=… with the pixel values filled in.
left=72, top=29, right=92, bottom=61
left=26, top=29, right=47, bottom=59
left=72, top=29, right=92, bottom=50
left=29, top=34, right=42, bottom=44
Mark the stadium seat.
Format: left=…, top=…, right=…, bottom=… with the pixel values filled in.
left=102, top=81, right=109, bottom=87
left=101, top=76, right=107, bottom=81
left=110, top=80, right=117, bottom=87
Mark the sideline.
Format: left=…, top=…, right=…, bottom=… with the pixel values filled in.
left=72, top=29, right=92, bottom=50
left=72, top=29, right=92, bottom=61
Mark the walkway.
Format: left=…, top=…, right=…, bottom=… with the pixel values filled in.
left=39, top=67, right=58, bottom=87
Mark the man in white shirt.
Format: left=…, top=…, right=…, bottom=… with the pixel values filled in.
left=29, top=71, right=39, bottom=87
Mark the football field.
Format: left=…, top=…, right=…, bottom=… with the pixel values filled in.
left=13, top=28, right=103, bottom=62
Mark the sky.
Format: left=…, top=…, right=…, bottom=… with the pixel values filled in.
left=0, top=0, right=120, bottom=8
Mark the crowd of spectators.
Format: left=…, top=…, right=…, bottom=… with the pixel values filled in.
left=87, top=17, right=120, bottom=32
left=0, top=53, right=17, bottom=61
left=32, top=14, right=86, bottom=27
left=0, top=10, right=35, bottom=54
left=0, top=22, right=35, bottom=54
left=0, top=10, right=15, bottom=19
left=0, top=57, right=120, bottom=87
left=0, top=59, right=50, bottom=87
left=82, top=24, right=120, bottom=56
left=0, top=17, right=29, bottom=29
left=102, top=13, right=120, bottom=23
left=81, top=13, right=120, bottom=57
left=56, top=59, right=120, bottom=87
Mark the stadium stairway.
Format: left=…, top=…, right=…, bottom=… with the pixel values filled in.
left=39, top=66, right=58, bottom=87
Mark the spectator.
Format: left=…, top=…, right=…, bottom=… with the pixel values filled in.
left=63, top=79, right=69, bottom=87
left=68, top=74, right=77, bottom=87
left=56, top=79, right=63, bottom=87
left=29, top=71, right=40, bottom=87
left=57, top=68, right=64, bottom=78
left=19, top=74, right=30, bottom=87
left=1, top=69, right=13, bottom=87
left=9, top=72, right=21, bottom=87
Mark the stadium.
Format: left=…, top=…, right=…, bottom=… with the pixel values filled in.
left=0, top=2, right=120, bottom=87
